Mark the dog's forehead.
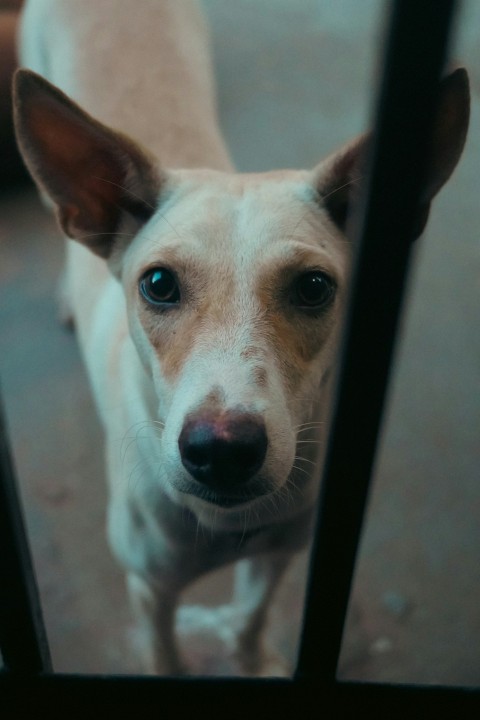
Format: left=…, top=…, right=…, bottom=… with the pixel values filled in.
left=162, top=170, right=316, bottom=233
left=128, top=169, right=347, bottom=274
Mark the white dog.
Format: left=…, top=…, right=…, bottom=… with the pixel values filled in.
left=14, top=0, right=469, bottom=675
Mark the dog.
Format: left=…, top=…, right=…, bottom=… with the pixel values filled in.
left=13, top=0, right=469, bottom=675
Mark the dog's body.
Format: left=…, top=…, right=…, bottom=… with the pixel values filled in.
left=15, top=0, right=469, bottom=675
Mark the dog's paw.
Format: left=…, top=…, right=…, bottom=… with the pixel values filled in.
left=176, top=604, right=291, bottom=677
left=177, top=604, right=239, bottom=649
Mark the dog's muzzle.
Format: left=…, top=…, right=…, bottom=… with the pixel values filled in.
left=178, top=411, right=268, bottom=498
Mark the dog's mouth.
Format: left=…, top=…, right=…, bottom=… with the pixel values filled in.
left=177, top=481, right=269, bottom=508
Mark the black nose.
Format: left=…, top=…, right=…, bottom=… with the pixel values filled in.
left=178, top=413, right=268, bottom=489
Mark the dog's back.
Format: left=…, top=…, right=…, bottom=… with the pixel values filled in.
left=19, top=0, right=232, bottom=169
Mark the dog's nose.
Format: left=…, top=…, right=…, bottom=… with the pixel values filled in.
left=178, top=413, right=268, bottom=488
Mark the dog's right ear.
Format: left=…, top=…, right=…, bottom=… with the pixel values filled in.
left=13, top=69, right=162, bottom=258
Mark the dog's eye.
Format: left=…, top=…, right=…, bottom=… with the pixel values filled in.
left=140, top=268, right=180, bottom=306
left=294, top=271, right=336, bottom=310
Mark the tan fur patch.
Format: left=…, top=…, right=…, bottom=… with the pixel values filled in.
left=139, top=305, right=198, bottom=381
left=240, top=346, right=264, bottom=360
left=253, top=257, right=338, bottom=393
left=252, top=365, right=268, bottom=387
left=137, top=259, right=236, bottom=382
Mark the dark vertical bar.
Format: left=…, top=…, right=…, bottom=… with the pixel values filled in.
left=296, top=0, right=457, bottom=681
left=0, top=394, right=52, bottom=674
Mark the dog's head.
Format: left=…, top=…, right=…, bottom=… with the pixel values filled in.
left=13, top=69, right=469, bottom=526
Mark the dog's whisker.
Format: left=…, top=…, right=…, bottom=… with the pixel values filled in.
left=285, top=474, right=300, bottom=491
left=121, top=419, right=158, bottom=441
left=120, top=420, right=165, bottom=464
left=121, top=428, right=151, bottom=466
left=320, top=174, right=363, bottom=202
left=237, top=509, right=248, bottom=548
left=120, top=424, right=150, bottom=451
left=293, top=420, right=326, bottom=430
left=194, top=516, right=201, bottom=549
left=296, top=430, right=323, bottom=438
left=294, top=421, right=325, bottom=431
left=211, top=506, right=219, bottom=538
left=286, top=205, right=316, bottom=244
left=93, top=175, right=184, bottom=238
left=272, top=484, right=292, bottom=510
left=291, top=464, right=310, bottom=477
left=92, top=175, right=156, bottom=211
left=293, top=455, right=317, bottom=467
left=121, top=435, right=144, bottom=466
left=262, top=490, right=282, bottom=520
left=126, top=458, right=149, bottom=493
left=285, top=482, right=301, bottom=505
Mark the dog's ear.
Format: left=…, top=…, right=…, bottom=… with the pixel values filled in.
left=420, top=67, right=470, bottom=205
left=313, top=132, right=369, bottom=232
left=313, top=67, right=470, bottom=239
left=13, top=69, right=161, bottom=258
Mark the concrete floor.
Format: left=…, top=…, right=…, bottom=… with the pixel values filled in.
left=0, top=0, right=479, bottom=683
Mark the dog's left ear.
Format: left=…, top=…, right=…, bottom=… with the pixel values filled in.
left=13, top=69, right=161, bottom=258
left=313, top=67, right=470, bottom=239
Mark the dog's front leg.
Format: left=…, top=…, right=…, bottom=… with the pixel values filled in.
left=232, top=553, right=291, bottom=675
left=127, top=572, right=185, bottom=676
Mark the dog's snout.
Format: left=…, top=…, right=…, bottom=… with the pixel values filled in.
left=178, top=413, right=268, bottom=489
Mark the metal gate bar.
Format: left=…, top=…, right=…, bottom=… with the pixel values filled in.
left=296, top=0, right=458, bottom=681
left=0, top=397, right=52, bottom=675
